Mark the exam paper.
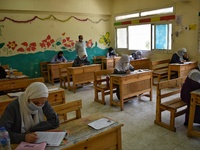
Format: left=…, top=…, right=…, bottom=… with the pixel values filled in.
left=88, top=118, right=115, bottom=130
left=35, top=131, right=66, bottom=146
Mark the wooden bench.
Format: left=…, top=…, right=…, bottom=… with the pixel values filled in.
left=40, top=61, right=50, bottom=82
left=150, top=59, right=170, bottom=85
left=52, top=99, right=82, bottom=123
left=154, top=76, right=187, bottom=132
left=0, top=77, right=44, bottom=93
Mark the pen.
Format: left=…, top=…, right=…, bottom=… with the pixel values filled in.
left=64, top=132, right=69, bottom=140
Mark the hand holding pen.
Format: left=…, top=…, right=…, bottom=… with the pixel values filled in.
left=25, top=132, right=38, bottom=143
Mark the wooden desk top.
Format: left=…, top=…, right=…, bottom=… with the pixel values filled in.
left=0, top=75, right=29, bottom=82
left=110, top=69, right=152, bottom=77
left=48, top=62, right=73, bottom=66
left=169, top=61, right=197, bottom=66
left=67, top=64, right=101, bottom=69
left=191, top=89, right=200, bottom=96
left=12, top=114, right=123, bottom=150
left=0, top=95, right=17, bottom=103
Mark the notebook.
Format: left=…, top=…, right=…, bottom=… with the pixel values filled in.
left=15, top=141, right=46, bottom=150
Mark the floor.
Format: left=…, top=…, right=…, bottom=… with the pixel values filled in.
left=46, top=82, right=200, bottom=150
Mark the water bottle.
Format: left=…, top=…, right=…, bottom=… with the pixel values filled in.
left=0, top=127, right=11, bottom=150
left=9, top=68, right=13, bottom=78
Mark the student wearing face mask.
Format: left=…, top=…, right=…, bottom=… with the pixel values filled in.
left=114, top=54, right=134, bottom=99
left=0, top=82, right=59, bottom=144
left=72, top=52, right=90, bottom=67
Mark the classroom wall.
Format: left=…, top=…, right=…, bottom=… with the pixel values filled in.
left=111, top=0, right=200, bottom=61
left=0, top=0, right=112, bottom=78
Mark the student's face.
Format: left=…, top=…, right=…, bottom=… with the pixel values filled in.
left=183, top=52, right=188, bottom=57
left=30, top=97, right=47, bottom=107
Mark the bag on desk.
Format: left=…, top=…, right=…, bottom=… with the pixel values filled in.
left=0, top=66, right=6, bottom=79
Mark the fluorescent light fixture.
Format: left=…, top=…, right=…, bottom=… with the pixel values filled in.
left=115, top=13, right=139, bottom=21
left=141, top=7, right=173, bottom=17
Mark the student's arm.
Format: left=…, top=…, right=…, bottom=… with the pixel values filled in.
left=0, top=100, right=26, bottom=144
left=72, top=58, right=80, bottom=67
left=83, top=58, right=90, bottom=65
left=29, top=101, right=59, bottom=132
left=129, top=64, right=134, bottom=71
left=51, top=55, right=57, bottom=63
left=114, top=69, right=126, bottom=74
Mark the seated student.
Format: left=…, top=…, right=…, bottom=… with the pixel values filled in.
left=51, top=51, right=67, bottom=63
left=107, top=47, right=117, bottom=58
left=170, top=48, right=189, bottom=64
left=132, top=50, right=142, bottom=59
left=114, top=54, right=134, bottom=99
left=181, top=63, right=200, bottom=126
left=0, top=66, right=7, bottom=79
left=72, top=52, right=90, bottom=67
left=0, top=82, right=59, bottom=144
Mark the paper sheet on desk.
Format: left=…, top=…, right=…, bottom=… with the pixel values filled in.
left=48, top=87, right=59, bottom=92
left=35, top=131, right=66, bottom=146
left=88, top=118, right=115, bottom=130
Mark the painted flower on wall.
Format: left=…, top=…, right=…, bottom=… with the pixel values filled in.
left=7, top=41, right=18, bottom=50
left=17, top=42, right=37, bottom=52
left=62, top=37, right=75, bottom=48
left=86, top=39, right=93, bottom=48
left=40, top=35, right=55, bottom=49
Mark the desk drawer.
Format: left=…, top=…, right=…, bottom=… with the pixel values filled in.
left=48, top=90, right=65, bottom=106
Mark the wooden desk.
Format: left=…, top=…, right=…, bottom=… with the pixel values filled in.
left=67, top=64, right=101, bottom=93
left=48, top=62, right=73, bottom=85
left=101, top=57, right=121, bottom=70
left=110, top=70, right=152, bottom=111
left=187, top=89, right=200, bottom=138
left=0, top=87, right=65, bottom=116
left=130, top=58, right=150, bottom=69
left=168, top=61, right=197, bottom=80
left=11, top=114, right=123, bottom=150
left=0, top=75, right=29, bottom=82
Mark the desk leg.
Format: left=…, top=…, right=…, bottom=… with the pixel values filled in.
left=187, top=97, right=196, bottom=137
left=168, top=66, right=171, bottom=80
left=48, top=67, right=51, bottom=84
left=119, top=84, right=124, bottom=111
left=110, top=78, right=113, bottom=106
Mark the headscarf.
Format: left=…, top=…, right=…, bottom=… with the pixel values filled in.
left=188, top=63, right=200, bottom=83
left=18, top=82, right=49, bottom=133
left=177, top=48, right=187, bottom=62
left=115, top=54, right=130, bottom=72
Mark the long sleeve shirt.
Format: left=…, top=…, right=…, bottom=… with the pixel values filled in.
left=0, top=99, right=59, bottom=144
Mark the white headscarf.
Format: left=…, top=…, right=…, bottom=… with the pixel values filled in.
left=177, top=48, right=187, bottom=62
left=115, top=54, right=130, bottom=72
left=188, top=63, right=200, bottom=83
left=18, top=82, right=49, bottom=133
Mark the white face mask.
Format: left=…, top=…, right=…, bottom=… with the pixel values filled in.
left=28, top=101, right=44, bottom=111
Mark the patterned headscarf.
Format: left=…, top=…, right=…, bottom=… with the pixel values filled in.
left=18, top=82, right=48, bottom=133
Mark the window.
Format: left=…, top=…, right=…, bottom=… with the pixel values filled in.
left=116, top=28, right=127, bottom=48
left=128, top=24, right=151, bottom=50
left=115, top=13, right=139, bottom=21
left=115, top=6, right=174, bottom=51
left=116, top=23, right=172, bottom=50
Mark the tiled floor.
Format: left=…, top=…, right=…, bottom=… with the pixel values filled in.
left=46, top=82, right=200, bottom=150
